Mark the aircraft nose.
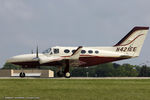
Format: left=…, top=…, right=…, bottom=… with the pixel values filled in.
left=7, top=56, right=22, bottom=63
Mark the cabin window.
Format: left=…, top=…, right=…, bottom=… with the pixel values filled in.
left=88, top=50, right=93, bottom=54
left=54, top=49, right=59, bottom=54
left=64, top=49, right=70, bottom=53
left=72, top=50, right=76, bottom=53
left=42, top=48, right=51, bottom=54
left=81, top=50, right=86, bottom=54
left=95, top=50, right=99, bottom=54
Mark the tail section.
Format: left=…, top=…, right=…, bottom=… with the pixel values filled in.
left=114, top=26, right=149, bottom=57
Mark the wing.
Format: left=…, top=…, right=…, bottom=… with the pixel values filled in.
left=39, top=46, right=83, bottom=64
left=70, top=46, right=82, bottom=59
left=39, top=56, right=64, bottom=64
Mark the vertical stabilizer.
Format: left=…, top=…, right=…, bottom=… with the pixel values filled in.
left=114, top=27, right=149, bottom=57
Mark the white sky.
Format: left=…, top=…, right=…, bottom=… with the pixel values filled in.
left=0, top=0, right=150, bottom=68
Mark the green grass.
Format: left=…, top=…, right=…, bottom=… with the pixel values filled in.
left=0, top=79, right=150, bottom=100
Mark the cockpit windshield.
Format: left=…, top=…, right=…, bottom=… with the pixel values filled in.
left=42, top=48, right=51, bottom=54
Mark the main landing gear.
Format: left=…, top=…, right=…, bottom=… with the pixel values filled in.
left=56, top=71, right=71, bottom=78
left=57, top=60, right=71, bottom=78
left=64, top=60, right=70, bottom=78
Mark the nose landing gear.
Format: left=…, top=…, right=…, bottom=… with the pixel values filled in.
left=19, top=68, right=26, bottom=78
left=19, top=72, right=25, bottom=78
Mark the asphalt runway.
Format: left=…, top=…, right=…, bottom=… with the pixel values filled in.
left=1, top=77, right=150, bottom=79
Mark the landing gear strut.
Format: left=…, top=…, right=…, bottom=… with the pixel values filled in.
left=64, top=60, right=71, bottom=78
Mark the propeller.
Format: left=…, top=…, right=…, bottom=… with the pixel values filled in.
left=36, top=45, right=39, bottom=58
left=32, top=45, right=40, bottom=61
left=31, top=50, right=34, bottom=54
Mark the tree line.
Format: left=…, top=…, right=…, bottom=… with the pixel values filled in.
left=2, top=63, right=150, bottom=77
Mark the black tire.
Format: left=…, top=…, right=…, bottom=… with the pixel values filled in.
left=57, top=71, right=63, bottom=77
left=19, top=72, right=25, bottom=78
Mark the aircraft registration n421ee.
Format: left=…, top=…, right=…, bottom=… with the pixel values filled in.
left=7, top=26, right=149, bottom=78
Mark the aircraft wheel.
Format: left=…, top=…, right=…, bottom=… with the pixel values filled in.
left=57, top=71, right=63, bottom=77
left=19, top=72, right=25, bottom=78
left=65, top=72, right=71, bottom=78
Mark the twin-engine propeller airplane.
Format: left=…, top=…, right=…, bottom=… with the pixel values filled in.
left=7, top=26, right=149, bottom=78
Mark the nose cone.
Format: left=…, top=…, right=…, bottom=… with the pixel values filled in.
left=6, top=54, right=39, bottom=63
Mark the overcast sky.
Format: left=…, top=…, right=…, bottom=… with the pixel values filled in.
left=0, top=0, right=150, bottom=68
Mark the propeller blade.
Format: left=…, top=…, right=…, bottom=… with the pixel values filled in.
left=31, top=50, right=33, bottom=54
left=36, top=46, right=39, bottom=58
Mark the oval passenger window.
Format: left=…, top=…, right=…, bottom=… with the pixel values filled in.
left=72, top=50, right=76, bottom=53
left=95, top=50, right=99, bottom=54
left=88, top=50, right=93, bottom=54
left=64, top=49, right=70, bottom=53
left=81, top=50, right=86, bottom=54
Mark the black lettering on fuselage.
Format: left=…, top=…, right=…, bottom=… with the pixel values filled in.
left=116, top=47, right=137, bottom=52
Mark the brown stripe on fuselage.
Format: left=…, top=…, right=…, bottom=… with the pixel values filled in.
left=79, top=56, right=126, bottom=67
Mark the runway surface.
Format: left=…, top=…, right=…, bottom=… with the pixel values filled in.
left=1, top=77, right=150, bottom=79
